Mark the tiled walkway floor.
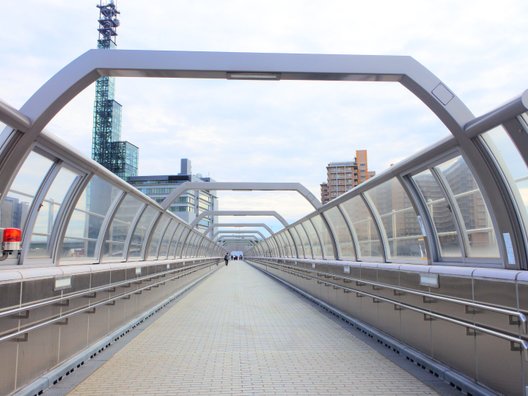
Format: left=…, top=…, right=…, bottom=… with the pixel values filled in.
left=66, top=261, right=439, bottom=395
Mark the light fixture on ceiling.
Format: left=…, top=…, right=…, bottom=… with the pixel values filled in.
left=227, top=72, right=281, bottom=80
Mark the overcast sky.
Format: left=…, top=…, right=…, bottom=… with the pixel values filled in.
left=1, top=0, right=527, bottom=229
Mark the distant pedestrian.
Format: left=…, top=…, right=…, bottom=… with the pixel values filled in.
left=224, top=253, right=229, bottom=266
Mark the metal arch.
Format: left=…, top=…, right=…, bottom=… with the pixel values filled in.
left=205, top=223, right=274, bottom=236
left=213, top=230, right=266, bottom=241
left=5, top=49, right=527, bottom=267
left=190, top=210, right=289, bottom=229
left=161, top=181, right=321, bottom=210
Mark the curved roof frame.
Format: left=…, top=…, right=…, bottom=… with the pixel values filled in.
left=0, top=49, right=523, bottom=265
left=213, top=230, right=266, bottom=241
left=191, top=210, right=288, bottom=228
left=206, top=223, right=274, bottom=236
left=161, top=181, right=321, bottom=210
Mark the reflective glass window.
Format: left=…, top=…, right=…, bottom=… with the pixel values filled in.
left=325, top=207, right=356, bottom=260
left=159, top=220, right=178, bottom=259
left=28, top=167, right=79, bottom=258
left=295, top=224, right=312, bottom=258
left=302, top=219, right=322, bottom=259
left=340, top=196, right=383, bottom=259
left=481, top=125, right=528, bottom=244
left=437, top=156, right=499, bottom=258
left=61, top=176, right=121, bottom=261
left=311, top=215, right=335, bottom=259
left=412, top=170, right=462, bottom=258
left=103, top=194, right=143, bottom=260
left=147, top=215, right=170, bottom=259
left=1, top=151, right=53, bottom=229
left=366, top=178, right=426, bottom=260
left=128, top=206, right=158, bottom=260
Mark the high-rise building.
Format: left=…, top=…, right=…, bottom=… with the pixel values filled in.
left=320, top=149, right=375, bottom=204
left=92, top=0, right=138, bottom=180
left=128, top=159, right=217, bottom=233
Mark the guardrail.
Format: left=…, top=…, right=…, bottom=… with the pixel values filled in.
left=0, top=259, right=217, bottom=343
left=248, top=257, right=528, bottom=395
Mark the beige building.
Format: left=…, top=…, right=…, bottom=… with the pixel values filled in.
left=320, top=150, right=375, bottom=204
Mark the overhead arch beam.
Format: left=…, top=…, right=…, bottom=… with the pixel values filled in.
left=213, top=230, right=266, bottom=241
left=206, top=223, right=274, bottom=236
left=5, top=49, right=522, bottom=266
left=161, top=181, right=321, bottom=210
left=190, top=210, right=288, bottom=229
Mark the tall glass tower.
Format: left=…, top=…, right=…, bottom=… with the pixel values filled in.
left=92, top=0, right=138, bottom=180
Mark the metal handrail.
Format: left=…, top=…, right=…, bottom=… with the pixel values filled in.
left=256, top=259, right=527, bottom=334
left=0, top=260, right=218, bottom=343
left=0, top=258, right=219, bottom=319
left=258, top=260, right=528, bottom=351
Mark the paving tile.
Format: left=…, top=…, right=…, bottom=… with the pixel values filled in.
left=68, top=261, right=439, bottom=395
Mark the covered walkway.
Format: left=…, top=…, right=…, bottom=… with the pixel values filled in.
left=53, top=262, right=443, bottom=395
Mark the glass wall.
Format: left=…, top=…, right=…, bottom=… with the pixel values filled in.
left=128, top=206, right=158, bottom=260
left=437, top=156, right=499, bottom=258
left=481, top=125, right=528, bottom=240
left=412, top=169, right=462, bottom=258
left=28, top=166, right=80, bottom=258
left=301, top=220, right=322, bottom=259
left=310, top=215, right=335, bottom=259
left=102, top=194, right=143, bottom=261
left=340, top=196, right=383, bottom=260
left=366, top=178, right=426, bottom=261
left=61, top=176, right=121, bottom=262
left=324, top=207, right=356, bottom=260
left=0, top=151, right=54, bottom=229
left=148, top=215, right=171, bottom=259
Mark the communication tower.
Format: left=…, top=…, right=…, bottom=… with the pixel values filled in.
left=92, top=0, right=138, bottom=180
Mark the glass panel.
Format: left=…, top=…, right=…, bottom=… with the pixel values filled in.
left=147, top=215, right=170, bottom=259
left=176, top=227, right=191, bottom=257
left=302, top=220, right=322, bottom=259
left=282, top=230, right=297, bottom=258
left=276, top=232, right=290, bottom=257
left=184, top=232, right=198, bottom=257
left=159, top=220, right=177, bottom=259
left=168, top=223, right=183, bottom=258
left=194, top=234, right=205, bottom=257
left=340, top=196, right=383, bottom=259
left=28, top=167, right=79, bottom=258
left=288, top=227, right=304, bottom=258
left=311, top=215, right=335, bottom=259
left=128, top=206, right=158, bottom=259
left=366, top=178, right=426, bottom=260
left=103, top=194, right=143, bottom=260
left=482, top=125, right=528, bottom=244
left=1, top=151, right=53, bottom=229
left=295, top=224, right=312, bottom=258
left=61, top=176, right=121, bottom=261
left=412, top=170, right=462, bottom=258
left=437, top=156, right=499, bottom=258
left=325, top=207, right=356, bottom=260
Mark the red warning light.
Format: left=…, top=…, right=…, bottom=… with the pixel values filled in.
left=2, top=228, right=21, bottom=251
left=3, top=228, right=21, bottom=243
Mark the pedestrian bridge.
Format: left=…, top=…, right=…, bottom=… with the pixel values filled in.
left=1, top=50, right=528, bottom=395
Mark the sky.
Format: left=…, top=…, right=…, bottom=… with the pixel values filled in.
left=1, top=0, right=527, bottom=230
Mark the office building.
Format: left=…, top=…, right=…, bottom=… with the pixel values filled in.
left=128, top=159, right=217, bottom=232
left=320, top=149, right=375, bottom=204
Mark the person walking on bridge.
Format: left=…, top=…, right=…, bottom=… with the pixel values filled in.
left=224, top=252, right=229, bottom=266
